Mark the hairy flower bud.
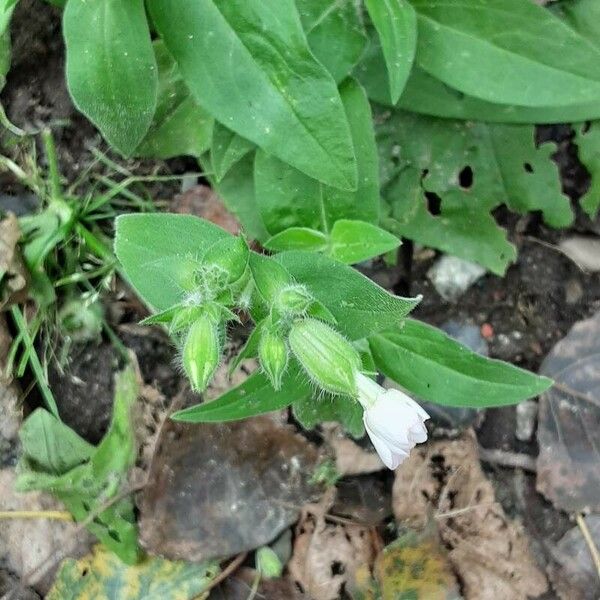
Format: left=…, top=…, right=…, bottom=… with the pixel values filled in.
left=182, top=313, right=220, bottom=392
left=289, top=318, right=360, bottom=396
left=258, top=327, right=289, bottom=390
left=275, top=284, right=313, bottom=316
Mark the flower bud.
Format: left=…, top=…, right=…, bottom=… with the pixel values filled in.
left=182, top=313, right=220, bottom=392
left=289, top=318, right=359, bottom=396
left=258, top=327, right=289, bottom=390
left=275, top=284, right=313, bottom=316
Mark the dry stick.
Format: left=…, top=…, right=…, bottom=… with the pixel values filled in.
left=0, top=510, right=72, bottom=521
left=435, top=501, right=500, bottom=520
left=576, top=513, right=600, bottom=581
left=190, top=552, right=249, bottom=600
left=478, top=447, right=537, bottom=473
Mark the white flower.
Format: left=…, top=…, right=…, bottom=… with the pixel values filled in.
left=356, top=373, right=429, bottom=469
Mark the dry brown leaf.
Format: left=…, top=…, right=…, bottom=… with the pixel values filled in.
left=392, top=431, right=548, bottom=600
left=171, top=185, right=240, bottom=235
left=322, top=424, right=383, bottom=476
left=0, top=213, right=28, bottom=310
left=1, top=315, right=22, bottom=465
left=288, top=489, right=377, bottom=600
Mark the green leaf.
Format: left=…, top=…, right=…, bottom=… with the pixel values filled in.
left=172, top=368, right=311, bottom=423
left=203, top=152, right=270, bottom=242
left=410, top=0, right=600, bottom=108
left=293, top=394, right=364, bottom=438
left=135, top=42, right=213, bottom=159
left=249, top=252, right=293, bottom=304
left=377, top=109, right=572, bottom=274
left=47, top=545, right=219, bottom=600
left=0, top=0, right=16, bottom=90
left=296, top=0, right=366, bottom=83
left=148, top=0, right=357, bottom=190
left=330, top=220, right=401, bottom=264
left=64, top=0, right=157, bottom=155
left=264, top=227, right=328, bottom=253
left=255, top=78, right=379, bottom=235
left=17, top=365, right=141, bottom=564
left=114, top=213, right=230, bottom=311
left=370, top=320, right=553, bottom=408
left=575, top=121, right=600, bottom=218
left=276, top=250, right=420, bottom=340
left=364, top=0, right=416, bottom=103
left=210, top=122, right=254, bottom=182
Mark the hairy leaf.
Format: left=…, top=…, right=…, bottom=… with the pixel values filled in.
left=64, top=0, right=157, bottom=155
left=149, top=0, right=357, bottom=190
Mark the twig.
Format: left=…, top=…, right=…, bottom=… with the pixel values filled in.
left=435, top=501, right=499, bottom=520
left=0, top=510, right=72, bottom=521
left=478, top=447, right=537, bottom=473
left=191, top=552, right=248, bottom=599
left=576, top=513, right=600, bottom=581
left=525, top=236, right=586, bottom=272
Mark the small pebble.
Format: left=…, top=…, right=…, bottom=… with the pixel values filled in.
left=516, top=399, right=538, bottom=442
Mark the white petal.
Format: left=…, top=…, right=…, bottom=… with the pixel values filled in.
left=364, top=419, right=395, bottom=469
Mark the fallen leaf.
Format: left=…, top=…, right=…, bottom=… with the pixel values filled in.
left=139, top=415, right=318, bottom=562
left=548, top=515, right=600, bottom=600
left=392, top=432, right=548, bottom=600
left=537, top=311, right=600, bottom=512
left=46, top=544, right=219, bottom=600
left=0, top=213, right=28, bottom=310
left=288, top=490, right=377, bottom=600
left=323, top=424, right=383, bottom=476
left=0, top=469, right=92, bottom=595
left=361, top=530, right=462, bottom=600
left=558, top=236, right=600, bottom=272
left=171, top=184, right=240, bottom=234
left=215, top=567, right=304, bottom=600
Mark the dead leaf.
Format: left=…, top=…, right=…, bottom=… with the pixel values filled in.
left=139, top=416, right=319, bottom=562
left=171, top=185, right=240, bottom=235
left=537, top=311, right=600, bottom=512
left=0, top=213, right=28, bottom=310
left=1, top=315, right=22, bottom=466
left=288, top=489, right=377, bottom=600
left=323, top=424, right=383, bottom=476
left=361, top=530, right=462, bottom=600
left=215, top=567, right=304, bottom=600
left=392, top=432, right=548, bottom=600
left=0, top=469, right=92, bottom=595
left=548, top=515, right=600, bottom=600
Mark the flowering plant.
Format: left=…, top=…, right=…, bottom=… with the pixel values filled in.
left=115, top=213, right=551, bottom=467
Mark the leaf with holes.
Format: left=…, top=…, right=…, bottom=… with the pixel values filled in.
left=574, top=121, right=600, bottom=218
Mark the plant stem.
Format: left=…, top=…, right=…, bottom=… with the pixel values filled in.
left=10, top=305, right=59, bottom=418
left=0, top=510, right=72, bottom=521
left=41, top=129, right=62, bottom=203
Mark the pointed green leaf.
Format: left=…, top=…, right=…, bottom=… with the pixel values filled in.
left=364, top=0, right=416, bottom=103
left=210, top=122, right=254, bottom=182
left=64, top=0, right=157, bottom=155
left=330, top=220, right=401, bottom=264
left=370, top=320, right=553, bottom=408
left=148, top=0, right=357, bottom=190
left=264, top=228, right=328, bottom=253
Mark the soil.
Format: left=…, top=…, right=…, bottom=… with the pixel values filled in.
left=2, top=3, right=600, bottom=599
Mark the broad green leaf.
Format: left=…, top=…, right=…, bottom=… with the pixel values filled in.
left=172, top=368, right=311, bottom=423
left=370, top=320, right=552, bottom=408
left=575, top=122, right=600, bottom=218
left=203, top=152, right=270, bottom=242
left=410, top=0, right=600, bottom=108
left=265, top=227, right=328, bottom=253
left=149, top=0, right=357, bottom=190
left=276, top=251, right=420, bottom=340
left=330, top=220, right=401, bottom=264
left=18, top=409, right=94, bottom=475
left=64, top=0, right=157, bottom=155
left=364, top=0, right=416, bottom=103
left=18, top=365, right=141, bottom=564
left=293, top=394, right=364, bottom=438
left=555, top=0, right=600, bottom=49
left=0, top=0, right=15, bottom=90
left=136, top=42, right=213, bottom=159
left=114, top=213, right=230, bottom=311
left=255, top=78, right=379, bottom=235
left=210, top=122, right=254, bottom=182
left=47, top=545, right=219, bottom=600
left=377, top=109, right=572, bottom=273
left=296, top=0, right=366, bottom=83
